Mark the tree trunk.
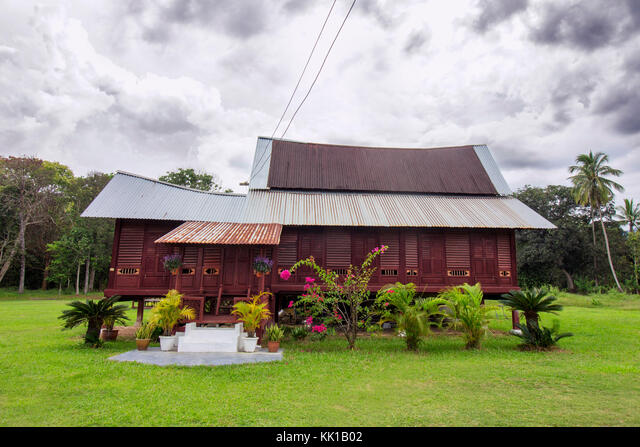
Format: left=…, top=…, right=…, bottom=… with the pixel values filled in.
left=561, top=268, right=576, bottom=292
left=590, top=210, right=598, bottom=286
left=41, top=257, right=50, bottom=290
left=598, top=208, right=623, bottom=292
left=83, top=253, right=90, bottom=295
left=18, top=216, right=26, bottom=294
left=89, top=267, right=96, bottom=292
left=58, top=282, right=62, bottom=296
left=75, top=262, right=81, bottom=295
left=0, top=231, right=20, bottom=285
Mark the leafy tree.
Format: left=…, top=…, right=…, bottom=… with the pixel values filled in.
left=159, top=168, right=226, bottom=192
left=0, top=157, right=70, bottom=292
left=514, top=185, right=592, bottom=290
left=569, top=151, right=624, bottom=291
left=617, top=199, right=640, bottom=289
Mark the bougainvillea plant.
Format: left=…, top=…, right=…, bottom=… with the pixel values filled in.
left=252, top=256, right=274, bottom=274
left=279, top=245, right=388, bottom=350
left=162, top=254, right=182, bottom=272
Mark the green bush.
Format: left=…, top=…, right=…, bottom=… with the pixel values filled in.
left=513, top=320, right=573, bottom=350
left=291, top=326, right=308, bottom=340
left=439, top=283, right=494, bottom=349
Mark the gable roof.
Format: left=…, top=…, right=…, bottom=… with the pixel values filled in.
left=249, top=137, right=511, bottom=195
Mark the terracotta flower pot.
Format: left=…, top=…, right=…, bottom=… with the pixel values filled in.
left=255, top=271, right=263, bottom=277
left=100, top=329, right=118, bottom=341
left=136, top=339, right=151, bottom=351
left=268, top=341, right=280, bottom=353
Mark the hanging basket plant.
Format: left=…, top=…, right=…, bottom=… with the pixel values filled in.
left=162, top=254, right=183, bottom=274
left=253, top=256, right=273, bottom=277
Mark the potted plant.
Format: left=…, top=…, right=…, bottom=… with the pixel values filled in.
left=135, top=321, right=155, bottom=351
left=265, top=323, right=284, bottom=352
left=150, top=289, right=196, bottom=351
left=59, top=296, right=129, bottom=346
left=231, top=292, right=272, bottom=352
left=252, top=256, right=273, bottom=277
left=162, top=254, right=182, bottom=274
left=100, top=314, right=125, bottom=341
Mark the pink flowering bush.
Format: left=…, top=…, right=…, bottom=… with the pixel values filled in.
left=280, top=245, right=387, bottom=350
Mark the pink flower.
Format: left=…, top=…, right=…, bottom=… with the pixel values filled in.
left=280, top=269, right=291, bottom=280
left=288, top=300, right=294, bottom=308
left=383, top=302, right=389, bottom=307
left=305, top=277, right=315, bottom=283
left=311, top=324, right=327, bottom=333
left=386, top=289, right=395, bottom=294
left=335, top=314, right=342, bottom=320
left=303, top=283, right=311, bottom=291
left=305, top=316, right=313, bottom=325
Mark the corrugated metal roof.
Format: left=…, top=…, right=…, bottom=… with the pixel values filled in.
left=473, top=145, right=512, bottom=195
left=248, top=137, right=272, bottom=190
left=260, top=138, right=499, bottom=195
left=81, top=171, right=247, bottom=221
left=155, top=222, right=282, bottom=245
left=242, top=190, right=556, bottom=229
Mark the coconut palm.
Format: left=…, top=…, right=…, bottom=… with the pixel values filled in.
left=59, top=296, right=129, bottom=344
left=499, top=288, right=563, bottom=333
left=617, top=198, right=640, bottom=288
left=569, top=151, right=624, bottom=291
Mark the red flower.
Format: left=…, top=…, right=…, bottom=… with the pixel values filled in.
left=280, top=269, right=291, bottom=280
left=288, top=300, right=294, bottom=308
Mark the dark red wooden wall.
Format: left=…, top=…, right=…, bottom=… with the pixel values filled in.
left=105, top=219, right=517, bottom=298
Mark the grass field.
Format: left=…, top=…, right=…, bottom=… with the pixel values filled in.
left=1, top=290, right=639, bottom=426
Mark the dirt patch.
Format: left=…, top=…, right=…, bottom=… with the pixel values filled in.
left=114, top=326, right=137, bottom=339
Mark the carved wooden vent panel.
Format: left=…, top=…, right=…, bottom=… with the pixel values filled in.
left=445, top=233, right=470, bottom=269
left=118, top=224, right=144, bottom=265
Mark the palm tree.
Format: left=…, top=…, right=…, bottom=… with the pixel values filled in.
left=617, top=198, right=640, bottom=288
left=499, top=288, right=563, bottom=333
left=569, top=151, right=624, bottom=291
left=59, top=296, right=129, bottom=344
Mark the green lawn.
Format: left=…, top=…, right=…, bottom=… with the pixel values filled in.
left=1, top=291, right=639, bottom=426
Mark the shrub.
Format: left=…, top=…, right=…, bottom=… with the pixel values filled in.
left=513, top=320, right=573, bottom=350
left=59, top=296, right=129, bottom=345
left=291, top=326, right=308, bottom=340
left=376, top=282, right=446, bottom=351
left=439, top=283, right=494, bottom=349
left=149, top=289, right=196, bottom=336
left=500, top=288, right=563, bottom=333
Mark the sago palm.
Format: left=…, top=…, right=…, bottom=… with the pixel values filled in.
left=59, top=296, right=129, bottom=344
left=569, top=150, right=624, bottom=291
left=150, top=289, right=196, bottom=336
left=499, top=288, right=563, bottom=333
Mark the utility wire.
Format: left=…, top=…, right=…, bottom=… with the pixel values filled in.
left=250, top=0, right=358, bottom=183
left=249, top=0, right=338, bottom=180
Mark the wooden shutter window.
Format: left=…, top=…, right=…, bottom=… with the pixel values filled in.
left=118, top=223, right=144, bottom=265
left=326, top=229, right=351, bottom=267
left=497, top=233, right=512, bottom=270
left=203, top=247, right=222, bottom=266
left=277, top=232, right=298, bottom=266
left=405, top=232, right=418, bottom=269
left=380, top=232, right=400, bottom=268
left=183, top=246, right=198, bottom=266
left=445, top=233, right=470, bottom=269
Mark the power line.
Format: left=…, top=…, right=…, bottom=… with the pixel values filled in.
left=249, top=0, right=337, bottom=181
left=250, top=0, right=358, bottom=183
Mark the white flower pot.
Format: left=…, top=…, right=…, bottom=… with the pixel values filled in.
left=159, top=335, right=178, bottom=351
left=242, top=337, right=259, bottom=353
left=237, top=331, right=248, bottom=351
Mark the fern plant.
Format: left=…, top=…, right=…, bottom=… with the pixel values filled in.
left=376, top=282, right=446, bottom=351
left=149, top=289, right=196, bottom=336
left=231, top=292, right=272, bottom=337
left=439, top=283, right=494, bottom=349
left=59, top=296, right=129, bottom=345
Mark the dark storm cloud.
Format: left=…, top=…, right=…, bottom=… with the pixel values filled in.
left=281, top=0, right=314, bottom=15
left=528, top=0, right=640, bottom=51
left=596, top=85, right=640, bottom=135
left=404, top=30, right=429, bottom=54
left=128, top=0, right=270, bottom=43
left=357, top=0, right=396, bottom=29
left=490, top=143, right=557, bottom=170
left=471, top=0, right=528, bottom=33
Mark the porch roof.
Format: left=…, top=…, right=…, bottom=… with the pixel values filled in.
left=154, top=221, right=282, bottom=245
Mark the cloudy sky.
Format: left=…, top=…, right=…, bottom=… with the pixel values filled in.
left=1, top=0, right=639, bottom=201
